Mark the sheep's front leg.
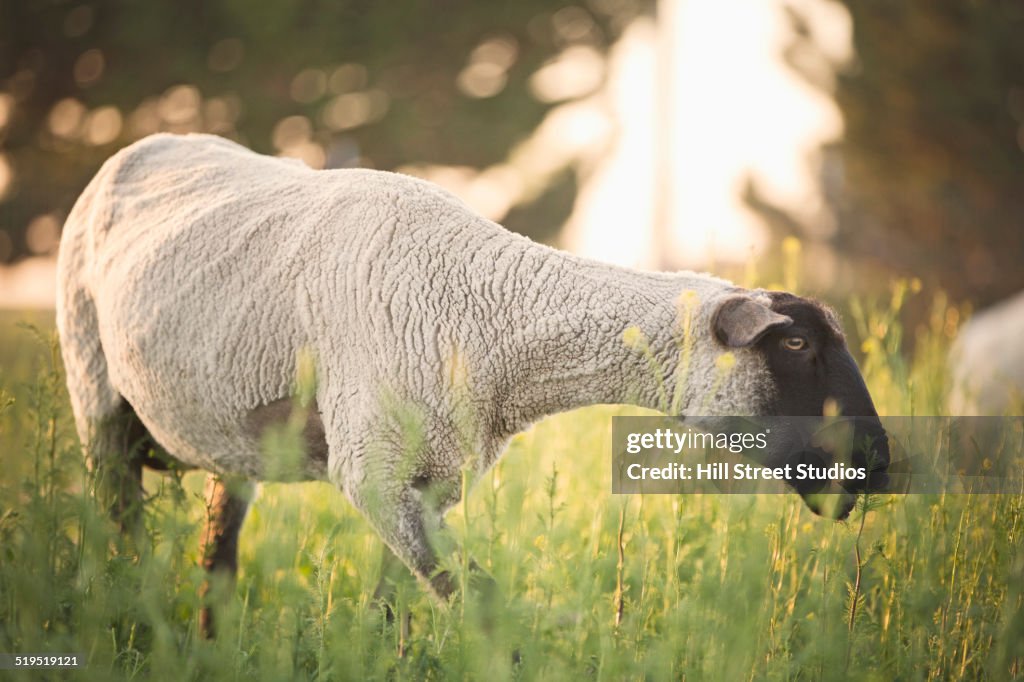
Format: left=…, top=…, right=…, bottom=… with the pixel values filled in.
left=372, top=543, right=414, bottom=655
left=360, top=482, right=457, bottom=599
left=373, top=542, right=416, bottom=608
left=358, top=475, right=500, bottom=605
left=198, top=473, right=253, bottom=638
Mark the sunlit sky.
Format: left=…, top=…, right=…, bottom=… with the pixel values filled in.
left=0, top=0, right=852, bottom=307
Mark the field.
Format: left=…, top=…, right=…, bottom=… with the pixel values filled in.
left=1, top=283, right=1022, bottom=681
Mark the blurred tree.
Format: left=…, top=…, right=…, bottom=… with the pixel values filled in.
left=749, top=0, right=1024, bottom=306
left=0, top=0, right=649, bottom=263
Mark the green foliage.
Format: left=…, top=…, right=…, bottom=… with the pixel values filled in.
left=0, top=286, right=1022, bottom=679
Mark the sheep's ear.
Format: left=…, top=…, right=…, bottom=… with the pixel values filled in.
left=712, top=296, right=793, bottom=348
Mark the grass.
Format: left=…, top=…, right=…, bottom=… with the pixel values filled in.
left=0, top=277, right=1022, bottom=681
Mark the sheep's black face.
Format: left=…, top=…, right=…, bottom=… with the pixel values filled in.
left=712, top=291, right=890, bottom=520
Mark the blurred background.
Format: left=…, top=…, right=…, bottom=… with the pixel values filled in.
left=5, top=5, right=1024, bottom=676
left=1, top=0, right=1022, bottom=313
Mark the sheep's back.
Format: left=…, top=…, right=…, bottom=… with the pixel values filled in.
left=61, top=133, right=524, bottom=477
left=67, top=134, right=434, bottom=473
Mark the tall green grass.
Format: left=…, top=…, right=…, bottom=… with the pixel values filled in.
left=0, top=276, right=1021, bottom=680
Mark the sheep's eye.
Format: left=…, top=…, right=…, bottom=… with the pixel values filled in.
left=782, top=336, right=808, bottom=351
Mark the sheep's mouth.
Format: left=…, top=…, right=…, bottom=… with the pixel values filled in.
left=787, top=425, right=891, bottom=520
left=672, top=414, right=891, bottom=518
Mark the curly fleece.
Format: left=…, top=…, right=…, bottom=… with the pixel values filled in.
left=57, top=133, right=778, bottom=577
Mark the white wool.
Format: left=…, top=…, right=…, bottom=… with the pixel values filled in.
left=948, top=290, right=1024, bottom=416
left=58, top=133, right=777, bottom=574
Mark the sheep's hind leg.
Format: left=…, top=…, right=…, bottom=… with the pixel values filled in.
left=86, top=401, right=158, bottom=544
left=198, top=474, right=253, bottom=638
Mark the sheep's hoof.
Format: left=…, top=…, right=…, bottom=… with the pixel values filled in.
left=429, top=570, right=458, bottom=600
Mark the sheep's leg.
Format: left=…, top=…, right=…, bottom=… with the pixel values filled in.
left=373, top=542, right=415, bottom=610
left=373, top=536, right=497, bottom=602
left=61, top=279, right=148, bottom=538
left=358, top=480, right=499, bottom=604
left=198, top=474, right=253, bottom=638
left=373, top=543, right=413, bottom=654
left=87, top=402, right=157, bottom=542
left=353, top=480, right=457, bottom=600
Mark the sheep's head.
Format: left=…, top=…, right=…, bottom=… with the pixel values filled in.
left=703, top=290, right=890, bottom=520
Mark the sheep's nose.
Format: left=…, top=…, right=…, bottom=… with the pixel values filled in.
left=835, top=494, right=857, bottom=520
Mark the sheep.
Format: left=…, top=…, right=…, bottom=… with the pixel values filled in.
left=56, top=133, right=889, bottom=632
left=949, top=290, right=1024, bottom=416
